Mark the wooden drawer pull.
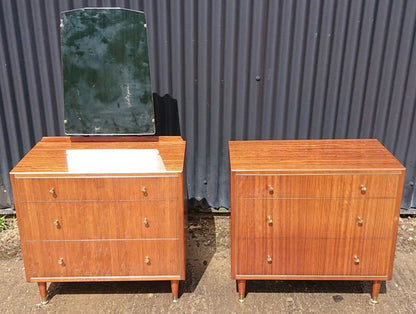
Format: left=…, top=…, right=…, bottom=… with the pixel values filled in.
left=360, top=184, right=367, bottom=194
left=266, top=255, right=272, bottom=263
left=357, top=216, right=364, bottom=226
left=353, top=255, right=360, bottom=264
left=141, top=186, right=148, bottom=196
left=58, top=258, right=65, bottom=266
left=143, top=217, right=149, bottom=227
left=267, top=216, right=273, bottom=225
left=144, top=256, right=150, bottom=264
left=267, top=185, right=274, bottom=195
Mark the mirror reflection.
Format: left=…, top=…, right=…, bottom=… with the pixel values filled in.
left=61, top=8, right=155, bottom=135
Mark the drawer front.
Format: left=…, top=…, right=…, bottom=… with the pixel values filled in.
left=235, top=174, right=400, bottom=198
left=18, top=201, right=179, bottom=240
left=13, top=176, right=178, bottom=201
left=236, top=198, right=397, bottom=239
left=236, top=238, right=391, bottom=276
left=24, top=240, right=180, bottom=278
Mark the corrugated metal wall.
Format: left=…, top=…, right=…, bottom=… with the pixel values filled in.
left=1, top=0, right=415, bottom=213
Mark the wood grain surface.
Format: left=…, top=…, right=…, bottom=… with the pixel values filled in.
left=10, top=136, right=186, bottom=301
left=236, top=198, right=397, bottom=239
left=17, top=200, right=180, bottom=240
left=229, top=139, right=404, bottom=172
left=12, top=176, right=179, bottom=201
left=11, top=136, right=185, bottom=174
left=229, top=139, right=405, bottom=302
left=236, top=237, right=392, bottom=277
left=24, top=240, right=180, bottom=278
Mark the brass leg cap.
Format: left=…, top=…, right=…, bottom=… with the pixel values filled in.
left=238, top=295, right=245, bottom=303
left=370, top=297, right=379, bottom=304
left=40, top=298, right=48, bottom=305
left=172, top=296, right=179, bottom=303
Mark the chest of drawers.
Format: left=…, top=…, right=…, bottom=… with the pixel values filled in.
left=10, top=136, right=186, bottom=303
left=229, top=139, right=405, bottom=303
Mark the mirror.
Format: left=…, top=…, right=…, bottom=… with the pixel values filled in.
left=61, top=8, right=155, bottom=135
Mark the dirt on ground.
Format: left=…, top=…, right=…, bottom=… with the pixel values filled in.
left=396, top=216, right=416, bottom=253
left=0, top=213, right=415, bottom=313
left=0, top=218, right=20, bottom=259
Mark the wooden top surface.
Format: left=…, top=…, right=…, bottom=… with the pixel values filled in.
left=229, top=139, right=405, bottom=173
left=11, top=136, right=186, bottom=175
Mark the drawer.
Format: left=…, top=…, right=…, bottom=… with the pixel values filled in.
left=24, top=240, right=180, bottom=278
left=236, top=238, right=392, bottom=277
left=235, top=174, right=400, bottom=198
left=17, top=201, right=179, bottom=240
left=236, top=198, right=397, bottom=239
left=13, top=176, right=178, bottom=201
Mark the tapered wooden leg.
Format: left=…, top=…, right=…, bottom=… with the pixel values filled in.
left=37, top=282, right=48, bottom=304
left=371, top=280, right=381, bottom=304
left=237, top=280, right=246, bottom=303
left=171, top=280, right=179, bottom=303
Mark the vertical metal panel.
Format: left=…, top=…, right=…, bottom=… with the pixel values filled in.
left=0, top=0, right=415, bottom=213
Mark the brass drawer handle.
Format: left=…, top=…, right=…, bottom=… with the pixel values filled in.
left=49, top=188, right=56, bottom=197
left=58, top=258, right=65, bottom=266
left=353, top=255, right=360, bottom=264
left=268, top=185, right=274, bottom=195
left=144, top=256, right=150, bottom=264
left=53, top=219, right=60, bottom=228
left=266, top=255, right=272, bottom=263
left=360, top=184, right=367, bottom=194
left=141, top=186, right=148, bottom=196
left=143, top=217, right=149, bottom=227
left=267, top=216, right=273, bottom=225
left=357, top=216, right=364, bottom=226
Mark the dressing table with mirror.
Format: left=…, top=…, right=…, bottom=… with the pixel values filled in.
left=10, top=8, right=186, bottom=304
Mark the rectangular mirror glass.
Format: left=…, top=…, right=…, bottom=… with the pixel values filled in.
left=61, top=8, right=155, bottom=135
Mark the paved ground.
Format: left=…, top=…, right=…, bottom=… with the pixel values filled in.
left=1, top=213, right=415, bottom=313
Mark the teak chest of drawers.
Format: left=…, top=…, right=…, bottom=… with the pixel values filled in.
left=10, top=136, right=186, bottom=303
left=229, top=139, right=405, bottom=303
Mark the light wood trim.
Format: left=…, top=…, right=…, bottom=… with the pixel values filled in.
left=30, top=276, right=181, bottom=282
left=230, top=170, right=237, bottom=278
left=235, top=275, right=389, bottom=280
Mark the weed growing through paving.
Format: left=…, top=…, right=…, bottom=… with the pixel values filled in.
left=0, top=216, right=6, bottom=231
